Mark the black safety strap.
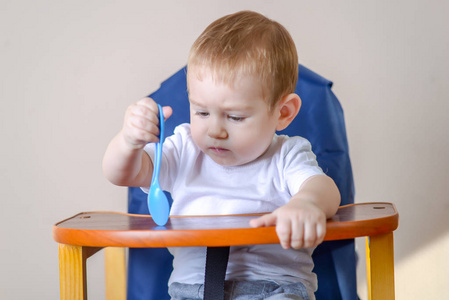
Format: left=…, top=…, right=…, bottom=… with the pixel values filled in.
left=203, top=246, right=230, bottom=300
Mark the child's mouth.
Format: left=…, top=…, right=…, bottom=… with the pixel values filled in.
left=209, top=147, right=229, bottom=154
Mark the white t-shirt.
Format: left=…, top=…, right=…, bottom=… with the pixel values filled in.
left=143, top=123, right=324, bottom=292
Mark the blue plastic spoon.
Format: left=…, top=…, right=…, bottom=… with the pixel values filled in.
left=147, top=104, right=170, bottom=226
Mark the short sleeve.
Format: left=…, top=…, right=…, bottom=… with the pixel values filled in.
left=280, top=136, right=325, bottom=195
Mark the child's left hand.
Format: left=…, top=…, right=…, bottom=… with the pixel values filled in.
left=249, top=200, right=326, bottom=250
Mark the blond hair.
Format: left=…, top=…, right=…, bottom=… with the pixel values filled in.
left=187, top=11, right=298, bottom=109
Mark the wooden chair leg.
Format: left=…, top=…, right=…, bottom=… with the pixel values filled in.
left=59, top=244, right=102, bottom=300
left=105, top=247, right=127, bottom=300
left=366, top=232, right=395, bottom=300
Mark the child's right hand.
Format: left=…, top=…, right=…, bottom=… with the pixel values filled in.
left=121, top=97, right=173, bottom=150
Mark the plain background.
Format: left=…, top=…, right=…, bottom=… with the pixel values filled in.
left=1, top=0, right=448, bottom=299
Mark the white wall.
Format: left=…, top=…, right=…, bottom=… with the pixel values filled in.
left=1, top=1, right=448, bottom=299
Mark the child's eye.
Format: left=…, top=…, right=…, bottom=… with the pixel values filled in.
left=228, top=115, right=245, bottom=122
left=195, top=111, right=209, bottom=117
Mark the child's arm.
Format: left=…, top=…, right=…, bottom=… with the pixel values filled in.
left=102, top=97, right=172, bottom=187
left=250, top=175, right=341, bottom=250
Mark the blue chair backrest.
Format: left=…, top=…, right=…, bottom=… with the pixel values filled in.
left=128, top=65, right=356, bottom=300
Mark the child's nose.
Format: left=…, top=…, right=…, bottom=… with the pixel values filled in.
left=207, top=118, right=228, bottom=139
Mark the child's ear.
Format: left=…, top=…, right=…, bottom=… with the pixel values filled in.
left=276, top=93, right=301, bottom=131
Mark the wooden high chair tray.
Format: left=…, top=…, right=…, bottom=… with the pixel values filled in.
left=53, top=202, right=398, bottom=248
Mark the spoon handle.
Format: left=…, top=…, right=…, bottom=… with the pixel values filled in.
left=150, top=104, right=164, bottom=184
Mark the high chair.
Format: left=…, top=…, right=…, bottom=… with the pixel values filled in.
left=53, top=65, right=399, bottom=300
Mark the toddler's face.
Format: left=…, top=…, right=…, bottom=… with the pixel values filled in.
left=188, top=69, right=280, bottom=166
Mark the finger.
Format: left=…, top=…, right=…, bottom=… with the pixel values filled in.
left=162, top=106, right=173, bottom=120
left=137, top=98, right=172, bottom=119
left=249, top=213, right=277, bottom=228
left=137, top=97, right=158, bottom=111
left=124, top=113, right=159, bottom=144
left=126, top=100, right=160, bottom=134
left=290, top=218, right=304, bottom=249
left=132, top=102, right=159, bottom=124
left=122, top=127, right=157, bottom=148
left=315, top=222, right=326, bottom=245
left=129, top=113, right=159, bottom=132
left=303, top=221, right=317, bottom=249
left=132, top=103, right=172, bottom=130
left=276, top=218, right=292, bottom=249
